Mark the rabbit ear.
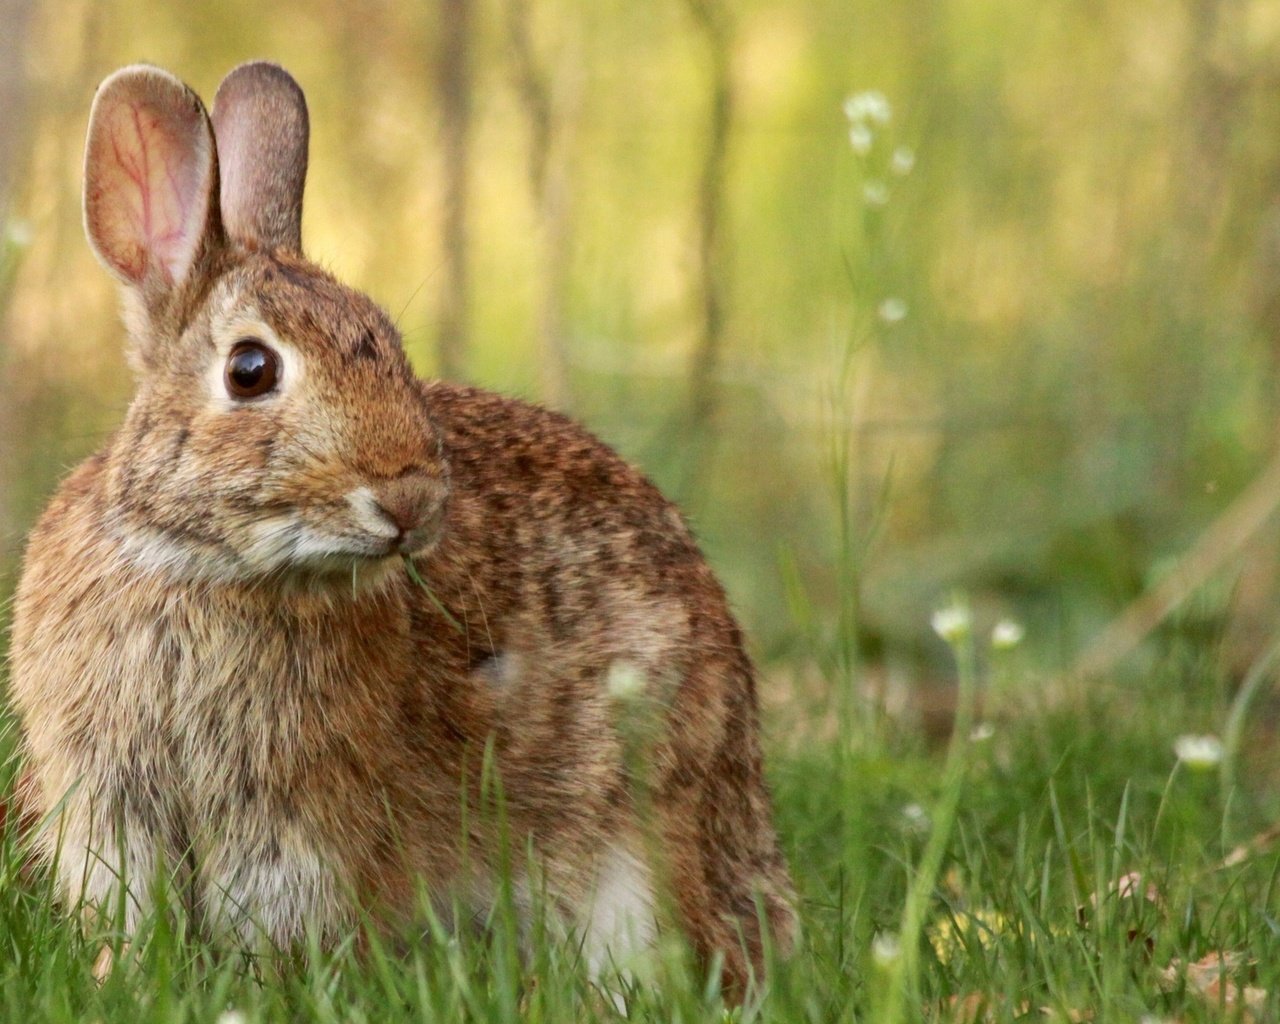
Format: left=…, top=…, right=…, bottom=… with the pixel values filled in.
left=210, top=62, right=309, bottom=253
left=84, top=65, right=221, bottom=289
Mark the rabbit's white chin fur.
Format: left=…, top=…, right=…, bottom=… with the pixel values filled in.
left=242, top=514, right=407, bottom=569
left=113, top=518, right=412, bottom=591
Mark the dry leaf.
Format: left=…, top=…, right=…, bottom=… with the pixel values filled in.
left=1037, top=1007, right=1095, bottom=1023
left=945, top=992, right=991, bottom=1024
left=1075, top=871, right=1162, bottom=957
left=935, top=993, right=1033, bottom=1022
left=1159, top=951, right=1266, bottom=1022
left=1078, top=871, right=1163, bottom=923
left=929, top=908, right=1013, bottom=963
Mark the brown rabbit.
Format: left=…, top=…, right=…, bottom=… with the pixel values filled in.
left=7, top=61, right=796, bottom=995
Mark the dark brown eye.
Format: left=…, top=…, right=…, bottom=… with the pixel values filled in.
left=225, top=339, right=280, bottom=399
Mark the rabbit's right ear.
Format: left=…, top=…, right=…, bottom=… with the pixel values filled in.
left=210, top=62, right=309, bottom=253
left=83, top=66, right=221, bottom=293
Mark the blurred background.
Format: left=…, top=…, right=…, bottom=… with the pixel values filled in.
left=2, top=0, right=1279, bottom=729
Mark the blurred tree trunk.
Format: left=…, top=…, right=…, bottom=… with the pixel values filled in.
left=1179, top=0, right=1280, bottom=675
left=505, top=0, right=577, bottom=411
left=683, top=0, right=733, bottom=432
left=1178, top=0, right=1241, bottom=238
left=0, top=0, right=32, bottom=225
left=437, top=0, right=471, bottom=380
left=0, top=0, right=35, bottom=562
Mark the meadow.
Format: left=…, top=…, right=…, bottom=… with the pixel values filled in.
left=2, top=0, right=1280, bottom=1020
left=2, top=626, right=1277, bottom=1021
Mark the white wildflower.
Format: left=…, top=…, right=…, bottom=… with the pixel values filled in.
left=606, top=660, right=646, bottom=700
left=844, top=90, right=891, bottom=125
left=970, top=722, right=995, bottom=743
left=878, top=297, right=907, bottom=323
left=5, top=219, right=33, bottom=248
left=931, top=603, right=971, bottom=644
left=890, top=146, right=916, bottom=176
left=1173, top=734, right=1223, bottom=770
left=862, top=180, right=889, bottom=206
left=901, top=802, right=929, bottom=833
left=848, top=122, right=873, bottom=155
left=991, top=619, right=1025, bottom=650
left=871, top=931, right=901, bottom=967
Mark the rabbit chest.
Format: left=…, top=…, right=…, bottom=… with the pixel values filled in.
left=12, top=496, right=464, bottom=940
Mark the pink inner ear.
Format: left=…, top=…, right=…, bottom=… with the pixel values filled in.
left=86, top=88, right=212, bottom=285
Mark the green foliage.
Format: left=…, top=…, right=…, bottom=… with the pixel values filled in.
left=2, top=665, right=1279, bottom=1022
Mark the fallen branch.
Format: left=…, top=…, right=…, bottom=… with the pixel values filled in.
left=1215, top=820, right=1280, bottom=871
left=1071, top=446, right=1280, bottom=680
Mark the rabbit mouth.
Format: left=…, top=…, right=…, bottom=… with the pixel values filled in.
left=113, top=518, right=421, bottom=587
left=242, top=514, right=436, bottom=574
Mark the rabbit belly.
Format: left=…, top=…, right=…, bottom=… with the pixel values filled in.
left=577, top=843, right=657, bottom=975
left=194, top=826, right=351, bottom=949
left=41, top=775, right=185, bottom=934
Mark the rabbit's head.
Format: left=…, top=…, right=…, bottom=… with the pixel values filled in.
left=83, top=63, right=447, bottom=585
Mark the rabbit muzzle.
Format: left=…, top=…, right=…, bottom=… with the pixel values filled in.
left=366, top=472, right=447, bottom=556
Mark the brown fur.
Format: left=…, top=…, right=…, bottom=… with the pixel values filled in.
left=8, top=62, right=795, bottom=997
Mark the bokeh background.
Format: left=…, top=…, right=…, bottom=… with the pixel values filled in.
left=2, top=0, right=1279, bottom=729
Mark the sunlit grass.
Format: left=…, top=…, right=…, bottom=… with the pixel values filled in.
left=2, top=655, right=1278, bottom=1022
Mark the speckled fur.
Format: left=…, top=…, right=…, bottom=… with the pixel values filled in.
left=8, top=62, right=795, bottom=996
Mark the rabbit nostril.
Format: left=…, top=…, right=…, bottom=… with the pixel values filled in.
left=370, top=474, right=445, bottom=544
left=375, top=497, right=424, bottom=536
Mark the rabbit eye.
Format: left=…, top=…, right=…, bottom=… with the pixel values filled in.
left=225, top=339, right=280, bottom=399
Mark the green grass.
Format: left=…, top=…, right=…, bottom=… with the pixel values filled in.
left=2, top=648, right=1278, bottom=1023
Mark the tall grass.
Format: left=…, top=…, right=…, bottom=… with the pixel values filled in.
left=4, top=671, right=1278, bottom=1022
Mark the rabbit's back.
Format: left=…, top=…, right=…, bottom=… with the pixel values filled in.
left=417, top=381, right=719, bottom=681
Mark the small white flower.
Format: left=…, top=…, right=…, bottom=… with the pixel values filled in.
left=991, top=619, right=1025, bottom=650
left=890, top=146, right=916, bottom=176
left=901, top=802, right=929, bottom=833
left=217, top=1012, right=248, bottom=1024
left=606, top=660, right=646, bottom=700
left=931, top=603, right=971, bottom=644
left=5, top=219, right=33, bottom=248
left=1173, top=734, right=1223, bottom=770
left=970, top=722, right=995, bottom=743
left=848, top=123, right=873, bottom=154
left=878, top=298, right=907, bottom=323
left=862, top=180, right=889, bottom=206
left=871, top=931, right=901, bottom=967
left=844, top=90, right=891, bottom=125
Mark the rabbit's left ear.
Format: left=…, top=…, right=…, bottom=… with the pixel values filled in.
left=84, top=65, right=221, bottom=290
left=211, top=61, right=309, bottom=253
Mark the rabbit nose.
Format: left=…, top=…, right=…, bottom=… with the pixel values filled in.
left=371, top=474, right=445, bottom=545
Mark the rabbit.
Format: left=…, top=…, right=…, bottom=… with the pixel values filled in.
left=7, top=61, right=796, bottom=996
